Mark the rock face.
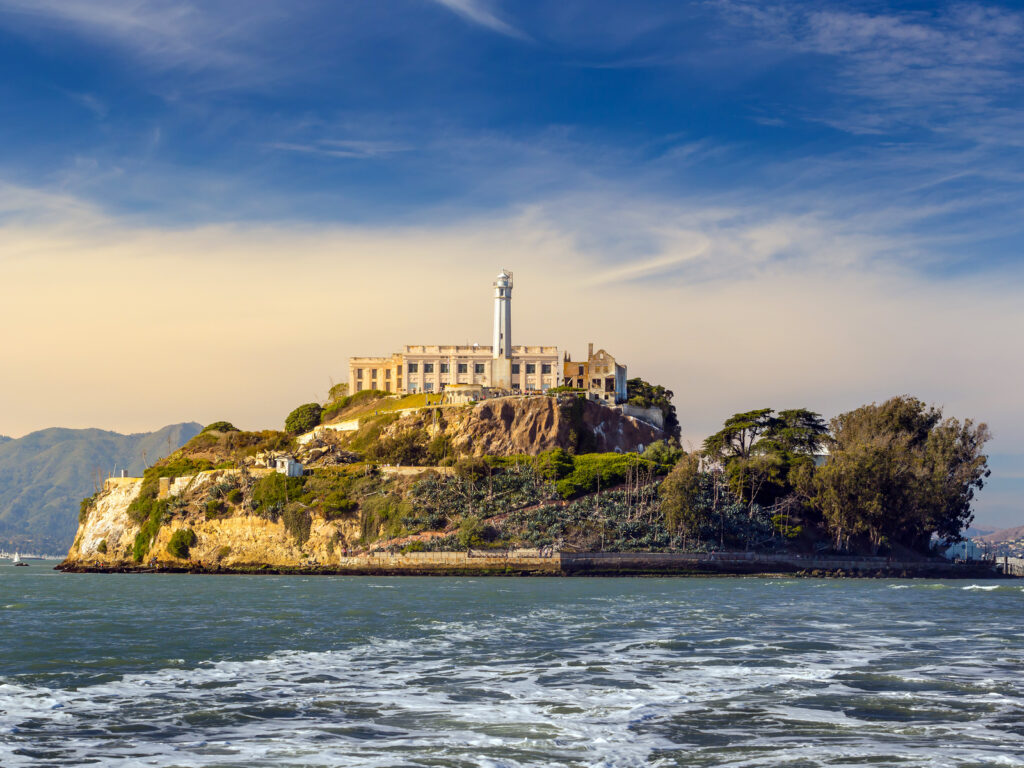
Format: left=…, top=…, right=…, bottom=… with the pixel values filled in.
left=402, top=396, right=663, bottom=456
left=65, top=470, right=361, bottom=572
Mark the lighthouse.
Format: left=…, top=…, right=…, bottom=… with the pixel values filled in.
left=492, top=269, right=513, bottom=387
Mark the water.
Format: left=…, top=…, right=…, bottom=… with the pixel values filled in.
left=1, top=563, right=1023, bottom=767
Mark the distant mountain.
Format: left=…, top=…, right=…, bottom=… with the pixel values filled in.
left=0, top=423, right=202, bottom=555
left=0, top=435, right=11, bottom=444
left=977, top=525, right=1024, bottom=544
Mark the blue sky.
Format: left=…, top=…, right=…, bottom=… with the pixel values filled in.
left=1, top=0, right=1023, bottom=527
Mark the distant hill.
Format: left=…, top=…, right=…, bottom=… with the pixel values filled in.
left=977, top=525, right=1024, bottom=544
left=0, top=423, right=202, bottom=555
left=0, top=436, right=11, bottom=444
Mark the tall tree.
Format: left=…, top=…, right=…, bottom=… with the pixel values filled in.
left=812, top=396, right=990, bottom=553
left=626, top=378, right=681, bottom=441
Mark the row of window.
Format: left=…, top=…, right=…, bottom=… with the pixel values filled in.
left=411, top=382, right=553, bottom=393
left=407, top=362, right=552, bottom=375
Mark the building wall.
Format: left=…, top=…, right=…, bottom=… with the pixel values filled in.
left=562, top=344, right=628, bottom=404
left=350, top=346, right=558, bottom=395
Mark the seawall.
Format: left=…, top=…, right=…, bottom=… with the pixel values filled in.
left=59, top=549, right=1002, bottom=578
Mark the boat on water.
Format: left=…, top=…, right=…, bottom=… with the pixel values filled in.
left=12, top=551, right=28, bottom=566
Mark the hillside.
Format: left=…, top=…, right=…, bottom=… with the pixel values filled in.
left=977, top=525, right=1024, bottom=544
left=0, top=423, right=202, bottom=554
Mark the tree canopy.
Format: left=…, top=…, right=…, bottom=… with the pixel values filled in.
left=812, top=396, right=990, bottom=553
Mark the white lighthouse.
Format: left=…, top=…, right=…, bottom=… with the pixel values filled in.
left=492, top=269, right=513, bottom=387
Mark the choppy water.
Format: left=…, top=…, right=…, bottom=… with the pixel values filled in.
left=1, top=563, right=1023, bottom=767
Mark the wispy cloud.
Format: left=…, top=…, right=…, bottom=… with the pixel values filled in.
left=714, top=2, right=1024, bottom=143
left=428, top=0, right=527, bottom=40
left=266, top=140, right=412, bottom=160
left=0, top=0, right=269, bottom=76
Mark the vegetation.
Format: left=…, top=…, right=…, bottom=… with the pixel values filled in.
left=96, top=539, right=107, bottom=554
left=627, top=378, right=681, bottom=440
left=285, top=403, right=323, bottom=435
left=167, top=528, right=197, bottom=559
left=811, top=396, right=990, bottom=553
left=79, top=493, right=98, bottom=524
left=365, top=428, right=428, bottom=465
left=200, top=421, right=238, bottom=434
left=251, top=472, right=305, bottom=515
left=281, top=504, right=312, bottom=546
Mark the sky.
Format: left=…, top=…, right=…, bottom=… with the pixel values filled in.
left=0, top=0, right=1022, bottom=527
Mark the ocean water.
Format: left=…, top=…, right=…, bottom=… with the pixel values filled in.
left=1, top=563, right=1022, bottom=767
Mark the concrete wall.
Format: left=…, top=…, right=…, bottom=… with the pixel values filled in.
left=621, top=404, right=665, bottom=431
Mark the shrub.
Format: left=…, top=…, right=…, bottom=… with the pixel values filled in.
left=132, top=501, right=167, bottom=562
left=457, top=515, right=484, bottom=548
left=251, top=472, right=305, bottom=515
left=534, top=448, right=574, bottom=481
left=426, top=433, right=453, bottom=465
left=167, top=528, right=197, bottom=559
left=359, top=495, right=410, bottom=544
left=201, top=421, right=238, bottom=434
left=322, top=491, right=357, bottom=519
left=402, top=541, right=427, bottom=553
left=366, top=429, right=428, bottom=465
left=280, top=503, right=312, bottom=546
left=216, top=545, right=232, bottom=560
left=285, top=403, right=323, bottom=435
left=642, top=440, right=684, bottom=469
left=79, top=493, right=98, bottom=524
left=226, top=488, right=243, bottom=504
left=205, top=499, right=225, bottom=519
left=96, top=539, right=107, bottom=554
left=454, top=456, right=489, bottom=483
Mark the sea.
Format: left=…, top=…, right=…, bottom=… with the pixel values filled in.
left=1, top=562, right=1022, bottom=767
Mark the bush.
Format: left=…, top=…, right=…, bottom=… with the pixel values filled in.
left=402, top=541, right=427, bottom=554
left=554, top=453, right=658, bottom=499
left=226, top=488, right=243, bottom=504
left=216, top=545, right=232, bottom=560
left=251, top=472, right=305, bottom=515
left=457, top=515, right=484, bottom=548
left=167, top=528, right=197, bottom=559
left=205, top=499, right=225, bottom=519
left=322, top=491, right=357, bottom=519
left=642, top=440, right=684, bottom=469
left=280, top=503, right=312, bottom=546
left=454, top=456, right=489, bottom=483
left=96, top=539, right=107, bottom=554
left=132, top=501, right=168, bottom=562
left=285, top=403, right=323, bottom=435
left=534, top=448, right=574, bottom=481
left=366, top=429, right=428, bottom=465
left=359, top=495, right=410, bottom=544
left=201, top=421, right=238, bottom=434
left=79, top=493, right=98, bottom=524
left=426, top=433, right=453, bottom=465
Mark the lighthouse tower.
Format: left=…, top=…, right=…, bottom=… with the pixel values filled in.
left=492, top=269, right=513, bottom=388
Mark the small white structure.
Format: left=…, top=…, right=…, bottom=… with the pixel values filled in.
left=274, top=456, right=304, bottom=477
left=444, top=383, right=490, bottom=405
left=942, top=539, right=983, bottom=561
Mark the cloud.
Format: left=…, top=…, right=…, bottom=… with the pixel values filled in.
left=265, top=140, right=412, bottom=160
left=428, top=0, right=527, bottom=40
left=712, top=2, right=1024, bottom=143
left=0, top=0, right=270, bottom=76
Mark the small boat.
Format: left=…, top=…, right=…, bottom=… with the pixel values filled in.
left=12, top=552, right=28, bottom=566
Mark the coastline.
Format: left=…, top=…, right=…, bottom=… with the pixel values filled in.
left=55, top=550, right=1008, bottom=579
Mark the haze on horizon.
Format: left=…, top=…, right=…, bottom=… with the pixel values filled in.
left=0, top=0, right=1022, bottom=528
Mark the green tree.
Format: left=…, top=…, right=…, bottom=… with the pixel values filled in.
left=659, top=453, right=712, bottom=548
left=285, top=403, right=323, bottom=435
left=812, top=396, right=990, bottom=553
left=626, top=378, right=681, bottom=440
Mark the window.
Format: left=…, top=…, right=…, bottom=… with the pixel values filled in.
left=371, top=369, right=377, bottom=379
left=408, top=363, right=418, bottom=373
left=577, top=365, right=584, bottom=375
left=542, top=364, right=551, bottom=374
left=425, top=382, right=434, bottom=391
left=511, top=363, right=520, bottom=374
left=385, top=370, right=391, bottom=379
left=356, top=368, right=363, bottom=379
left=475, top=363, right=485, bottom=374
left=458, top=363, right=468, bottom=374
left=440, top=363, right=449, bottom=373
left=356, top=383, right=363, bottom=391
left=424, top=363, right=434, bottom=373
left=526, top=363, right=536, bottom=374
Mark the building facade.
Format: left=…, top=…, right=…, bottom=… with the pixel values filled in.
left=348, top=271, right=559, bottom=395
left=562, top=343, right=628, bottom=404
